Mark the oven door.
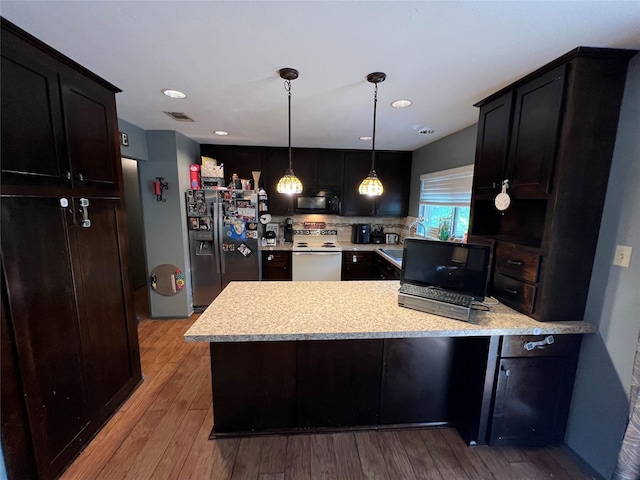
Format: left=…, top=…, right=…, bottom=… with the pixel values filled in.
left=292, top=251, right=342, bottom=281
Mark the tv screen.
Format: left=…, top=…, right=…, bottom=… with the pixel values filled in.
left=401, top=238, right=490, bottom=301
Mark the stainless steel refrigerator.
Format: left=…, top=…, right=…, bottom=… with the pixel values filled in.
left=186, top=189, right=262, bottom=311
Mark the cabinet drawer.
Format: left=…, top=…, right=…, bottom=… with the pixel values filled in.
left=493, top=273, right=536, bottom=313
left=495, top=245, right=540, bottom=283
left=343, top=251, right=373, bottom=265
left=500, top=334, right=581, bottom=358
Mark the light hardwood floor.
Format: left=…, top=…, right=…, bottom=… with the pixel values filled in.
left=60, top=289, right=599, bottom=480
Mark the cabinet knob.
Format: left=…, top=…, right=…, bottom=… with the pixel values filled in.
left=524, top=335, right=554, bottom=351
left=267, top=254, right=274, bottom=261
left=77, top=172, right=84, bottom=182
left=507, top=259, right=524, bottom=266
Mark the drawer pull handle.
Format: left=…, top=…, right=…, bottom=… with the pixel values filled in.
left=507, top=259, right=523, bottom=266
left=524, top=335, right=555, bottom=351
left=504, top=287, right=518, bottom=294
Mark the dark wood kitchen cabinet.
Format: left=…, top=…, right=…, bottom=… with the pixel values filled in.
left=341, top=251, right=374, bottom=280
left=469, top=47, right=636, bottom=321
left=295, top=148, right=344, bottom=187
left=1, top=19, right=141, bottom=480
left=490, top=335, right=582, bottom=446
left=262, top=250, right=292, bottom=280
left=1, top=21, right=121, bottom=195
left=372, top=254, right=401, bottom=280
left=342, top=150, right=412, bottom=217
left=199, top=144, right=264, bottom=188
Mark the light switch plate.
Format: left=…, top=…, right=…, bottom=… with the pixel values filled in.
left=613, top=245, right=632, bottom=268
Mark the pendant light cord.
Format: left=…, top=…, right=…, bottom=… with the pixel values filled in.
left=285, top=78, right=293, bottom=171
left=371, top=82, right=378, bottom=171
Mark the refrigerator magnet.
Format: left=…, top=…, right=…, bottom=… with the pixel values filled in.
left=237, top=243, right=252, bottom=257
left=230, top=218, right=246, bottom=240
left=189, top=217, right=200, bottom=230
left=246, top=230, right=258, bottom=239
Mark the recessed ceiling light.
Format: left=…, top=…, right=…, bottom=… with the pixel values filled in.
left=214, top=131, right=229, bottom=136
left=161, top=89, right=187, bottom=99
left=359, top=136, right=372, bottom=141
left=391, top=99, right=412, bottom=109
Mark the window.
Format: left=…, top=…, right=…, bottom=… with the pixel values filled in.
left=417, top=165, right=473, bottom=242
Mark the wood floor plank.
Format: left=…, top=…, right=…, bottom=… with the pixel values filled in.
left=178, top=407, right=240, bottom=480
left=260, top=436, right=287, bottom=475
left=354, top=431, right=390, bottom=480
left=332, top=433, right=364, bottom=480
left=149, top=346, right=207, bottom=411
left=498, top=446, right=527, bottom=463
left=189, top=368, right=213, bottom=410
left=395, top=430, right=443, bottom=480
left=150, top=408, right=208, bottom=480
left=95, top=409, right=165, bottom=480
left=508, top=461, right=552, bottom=479
left=285, top=434, right=311, bottom=480
left=523, top=448, right=575, bottom=480
left=546, top=447, right=596, bottom=480
left=440, top=427, right=495, bottom=480
left=473, top=447, right=515, bottom=480
left=419, top=429, right=469, bottom=480
left=377, top=431, right=417, bottom=480
left=310, top=433, right=338, bottom=479
left=231, top=437, right=265, bottom=480
left=259, top=474, right=285, bottom=480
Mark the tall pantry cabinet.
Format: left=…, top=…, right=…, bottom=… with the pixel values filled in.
left=1, top=18, right=142, bottom=480
left=469, top=47, right=636, bottom=322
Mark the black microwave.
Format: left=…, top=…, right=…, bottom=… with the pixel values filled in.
left=294, top=187, right=341, bottom=214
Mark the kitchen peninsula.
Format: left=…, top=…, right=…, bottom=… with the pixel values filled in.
left=184, top=281, right=595, bottom=446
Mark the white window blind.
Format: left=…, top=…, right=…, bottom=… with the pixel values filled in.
left=420, top=164, right=474, bottom=207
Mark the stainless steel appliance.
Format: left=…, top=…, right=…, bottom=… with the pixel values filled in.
left=385, top=233, right=399, bottom=244
left=292, top=228, right=342, bottom=281
left=284, top=217, right=294, bottom=243
left=186, top=189, right=262, bottom=310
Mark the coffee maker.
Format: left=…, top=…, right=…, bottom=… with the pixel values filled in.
left=284, top=218, right=294, bottom=243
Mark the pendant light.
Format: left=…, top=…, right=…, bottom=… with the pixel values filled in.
left=358, top=72, right=386, bottom=196
left=276, top=68, right=303, bottom=194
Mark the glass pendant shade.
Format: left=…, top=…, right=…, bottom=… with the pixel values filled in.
left=276, top=168, right=303, bottom=194
left=277, top=67, right=303, bottom=195
left=358, top=170, right=384, bottom=196
left=359, top=72, right=386, bottom=196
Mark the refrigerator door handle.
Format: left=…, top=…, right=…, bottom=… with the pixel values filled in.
left=218, top=200, right=226, bottom=274
left=212, top=201, right=221, bottom=274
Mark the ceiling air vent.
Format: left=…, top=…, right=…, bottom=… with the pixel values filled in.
left=418, top=126, right=435, bottom=135
left=163, top=111, right=194, bottom=122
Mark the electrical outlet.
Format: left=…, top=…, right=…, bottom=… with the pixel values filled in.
left=613, top=245, right=632, bottom=268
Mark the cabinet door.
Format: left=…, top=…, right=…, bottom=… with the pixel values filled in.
left=490, top=356, right=574, bottom=446
left=262, top=251, right=291, bottom=280
left=508, top=65, right=566, bottom=197
left=70, top=197, right=141, bottom=418
left=375, top=151, right=411, bottom=217
left=342, top=151, right=375, bottom=216
left=292, top=149, right=318, bottom=187
left=1, top=196, right=91, bottom=479
left=264, top=148, right=294, bottom=216
left=342, top=251, right=373, bottom=280
left=60, top=69, right=121, bottom=194
left=200, top=145, right=264, bottom=187
left=473, top=92, right=513, bottom=196
left=1, top=28, right=69, bottom=187
left=316, top=150, right=344, bottom=187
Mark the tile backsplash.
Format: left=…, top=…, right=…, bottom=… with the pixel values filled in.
left=268, top=215, right=416, bottom=244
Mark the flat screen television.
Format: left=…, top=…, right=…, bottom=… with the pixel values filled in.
left=401, top=238, right=491, bottom=301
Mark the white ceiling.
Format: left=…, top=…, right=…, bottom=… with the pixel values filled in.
left=2, top=1, right=639, bottom=152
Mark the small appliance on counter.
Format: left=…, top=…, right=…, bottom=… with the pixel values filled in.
left=385, top=233, right=400, bottom=244
left=352, top=224, right=371, bottom=244
left=265, top=230, right=277, bottom=246
left=371, top=226, right=385, bottom=244
left=284, top=217, right=294, bottom=243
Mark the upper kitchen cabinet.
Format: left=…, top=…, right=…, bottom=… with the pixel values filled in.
left=200, top=145, right=264, bottom=188
left=295, top=149, right=344, bottom=187
left=1, top=18, right=122, bottom=195
left=342, top=150, right=412, bottom=217
left=469, top=47, right=636, bottom=322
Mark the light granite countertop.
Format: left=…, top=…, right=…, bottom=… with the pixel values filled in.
left=184, top=280, right=596, bottom=342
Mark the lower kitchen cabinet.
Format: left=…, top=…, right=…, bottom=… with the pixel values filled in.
left=489, top=334, right=581, bottom=446
left=372, top=254, right=401, bottom=279
left=380, top=338, right=456, bottom=425
left=262, top=250, right=291, bottom=280
left=342, top=251, right=374, bottom=280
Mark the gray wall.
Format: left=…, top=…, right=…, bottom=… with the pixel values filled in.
left=408, top=124, right=478, bottom=216
left=139, top=130, right=199, bottom=318
left=118, top=118, right=149, bottom=161
left=565, top=51, right=640, bottom=479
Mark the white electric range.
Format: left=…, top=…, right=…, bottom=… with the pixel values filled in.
left=291, top=229, right=342, bottom=281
